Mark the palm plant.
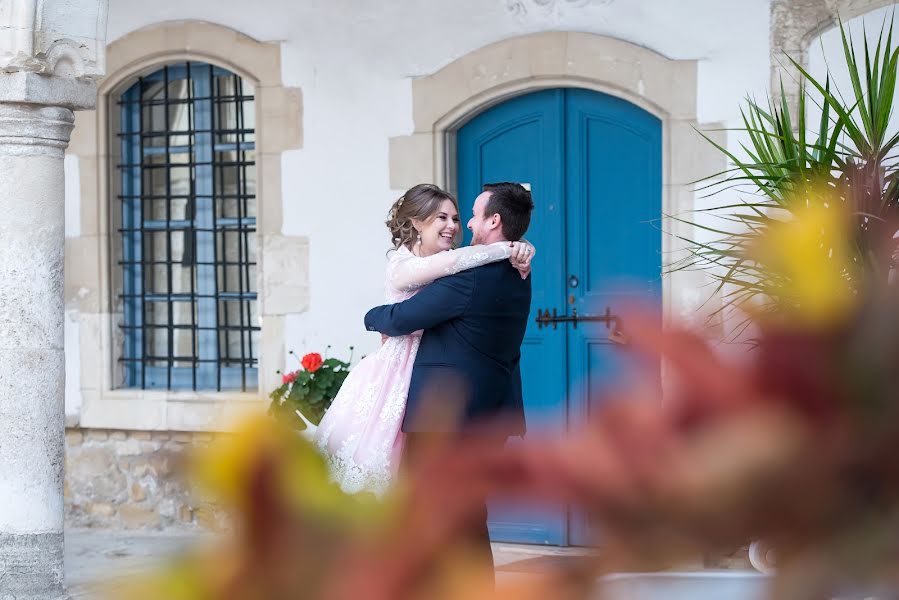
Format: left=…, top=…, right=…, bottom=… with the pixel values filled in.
left=677, top=19, right=899, bottom=331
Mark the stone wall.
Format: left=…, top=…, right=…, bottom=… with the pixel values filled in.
left=64, top=428, right=228, bottom=530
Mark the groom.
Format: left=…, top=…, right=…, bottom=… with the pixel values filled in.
left=364, top=181, right=534, bottom=575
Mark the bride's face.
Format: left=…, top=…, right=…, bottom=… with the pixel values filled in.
left=416, top=199, right=460, bottom=256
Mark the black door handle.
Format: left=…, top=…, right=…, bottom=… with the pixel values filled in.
left=535, top=306, right=624, bottom=337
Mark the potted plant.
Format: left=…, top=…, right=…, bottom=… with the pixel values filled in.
left=268, top=348, right=353, bottom=433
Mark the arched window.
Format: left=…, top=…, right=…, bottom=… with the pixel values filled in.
left=117, top=62, right=258, bottom=391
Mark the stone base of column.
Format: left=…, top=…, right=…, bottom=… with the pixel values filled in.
left=0, top=533, right=66, bottom=599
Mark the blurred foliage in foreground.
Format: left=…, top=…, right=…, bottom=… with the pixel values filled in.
left=106, top=195, right=899, bottom=599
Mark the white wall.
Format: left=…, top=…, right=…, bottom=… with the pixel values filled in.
left=64, top=0, right=773, bottom=412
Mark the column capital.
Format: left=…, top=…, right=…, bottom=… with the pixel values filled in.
left=0, top=103, right=74, bottom=155
left=0, top=72, right=97, bottom=110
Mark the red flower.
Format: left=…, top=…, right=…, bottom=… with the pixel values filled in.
left=282, top=371, right=297, bottom=385
left=301, top=353, right=324, bottom=373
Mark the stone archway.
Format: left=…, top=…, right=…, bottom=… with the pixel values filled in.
left=388, top=31, right=726, bottom=326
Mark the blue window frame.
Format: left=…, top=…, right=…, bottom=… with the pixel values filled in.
left=118, top=62, right=259, bottom=391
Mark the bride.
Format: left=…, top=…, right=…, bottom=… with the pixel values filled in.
left=308, top=183, right=534, bottom=496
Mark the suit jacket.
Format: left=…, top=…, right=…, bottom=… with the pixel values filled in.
left=364, top=261, right=531, bottom=435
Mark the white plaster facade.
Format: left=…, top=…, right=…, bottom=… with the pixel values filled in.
left=36, top=0, right=899, bottom=506
left=807, top=4, right=899, bottom=130
left=62, top=0, right=775, bottom=433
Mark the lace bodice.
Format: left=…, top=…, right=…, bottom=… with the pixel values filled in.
left=384, top=243, right=515, bottom=303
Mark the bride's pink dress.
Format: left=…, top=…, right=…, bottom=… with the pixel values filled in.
left=313, top=242, right=516, bottom=496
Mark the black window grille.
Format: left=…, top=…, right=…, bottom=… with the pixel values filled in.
left=117, top=62, right=259, bottom=391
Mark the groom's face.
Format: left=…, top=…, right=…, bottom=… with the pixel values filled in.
left=467, top=191, right=493, bottom=245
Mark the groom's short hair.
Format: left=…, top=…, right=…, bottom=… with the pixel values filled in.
left=482, top=182, right=534, bottom=241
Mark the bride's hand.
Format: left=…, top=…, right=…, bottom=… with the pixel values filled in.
left=509, top=240, right=535, bottom=279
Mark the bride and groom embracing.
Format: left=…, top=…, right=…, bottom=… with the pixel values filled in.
left=308, top=181, right=534, bottom=569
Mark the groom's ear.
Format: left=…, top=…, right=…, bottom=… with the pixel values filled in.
left=490, top=212, right=502, bottom=230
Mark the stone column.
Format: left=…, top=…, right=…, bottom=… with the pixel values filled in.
left=0, top=2, right=107, bottom=595
left=0, top=73, right=98, bottom=599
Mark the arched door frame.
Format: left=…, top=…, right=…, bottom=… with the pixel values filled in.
left=389, top=31, right=726, bottom=335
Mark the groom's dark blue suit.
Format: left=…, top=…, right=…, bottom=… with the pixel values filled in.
left=364, top=260, right=530, bottom=436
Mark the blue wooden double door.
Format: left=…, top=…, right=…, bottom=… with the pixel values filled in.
left=457, top=88, right=662, bottom=546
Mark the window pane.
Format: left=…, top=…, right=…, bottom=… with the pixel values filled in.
left=118, top=61, right=258, bottom=391
left=143, top=197, right=191, bottom=222
left=148, top=300, right=196, bottom=327
left=217, top=299, right=257, bottom=362
left=242, top=99, right=256, bottom=135
left=170, top=131, right=193, bottom=149
left=169, top=165, right=191, bottom=197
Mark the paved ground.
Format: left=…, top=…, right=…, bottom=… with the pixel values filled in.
left=64, top=528, right=768, bottom=599
left=64, top=528, right=588, bottom=598
left=66, top=528, right=209, bottom=598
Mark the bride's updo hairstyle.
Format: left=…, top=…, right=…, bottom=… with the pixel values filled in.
left=386, top=184, right=460, bottom=250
